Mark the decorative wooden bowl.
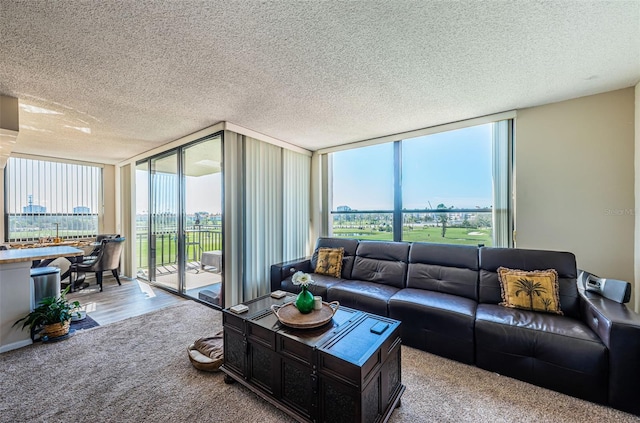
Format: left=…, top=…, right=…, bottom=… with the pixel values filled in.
left=271, top=301, right=339, bottom=329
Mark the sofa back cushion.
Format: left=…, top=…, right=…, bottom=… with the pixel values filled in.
left=479, top=247, right=580, bottom=318
left=351, top=241, right=410, bottom=288
left=407, top=243, right=479, bottom=301
left=311, top=237, right=359, bottom=279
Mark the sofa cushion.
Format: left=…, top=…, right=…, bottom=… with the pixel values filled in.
left=475, top=304, right=608, bottom=404
left=497, top=267, right=562, bottom=315
left=281, top=273, right=345, bottom=299
left=311, top=237, right=359, bottom=279
left=351, top=241, right=410, bottom=288
left=407, top=242, right=479, bottom=301
left=389, top=288, right=477, bottom=364
left=314, top=247, right=344, bottom=278
left=327, top=280, right=400, bottom=316
left=479, top=247, right=580, bottom=319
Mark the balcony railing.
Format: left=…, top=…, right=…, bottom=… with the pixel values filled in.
left=136, top=226, right=222, bottom=269
left=331, top=209, right=493, bottom=246
left=7, top=213, right=98, bottom=242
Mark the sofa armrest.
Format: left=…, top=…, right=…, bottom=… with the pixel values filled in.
left=270, top=257, right=312, bottom=292
left=580, top=289, right=640, bottom=414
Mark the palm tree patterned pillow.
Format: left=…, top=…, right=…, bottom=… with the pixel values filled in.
left=314, top=247, right=344, bottom=278
left=497, top=267, right=562, bottom=315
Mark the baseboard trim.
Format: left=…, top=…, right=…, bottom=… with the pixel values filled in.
left=0, top=338, right=32, bottom=353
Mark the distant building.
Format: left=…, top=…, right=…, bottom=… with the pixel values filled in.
left=73, top=206, right=91, bottom=214
left=337, top=205, right=352, bottom=212
left=23, top=204, right=46, bottom=213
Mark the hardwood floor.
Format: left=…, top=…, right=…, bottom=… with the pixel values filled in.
left=66, top=275, right=187, bottom=326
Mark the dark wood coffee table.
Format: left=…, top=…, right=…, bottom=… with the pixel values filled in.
left=221, top=294, right=404, bottom=423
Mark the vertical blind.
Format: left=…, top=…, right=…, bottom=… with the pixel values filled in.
left=223, top=131, right=244, bottom=306
left=492, top=120, right=513, bottom=247
left=5, top=157, right=102, bottom=241
left=282, top=149, right=311, bottom=261
left=243, top=137, right=283, bottom=300
left=223, top=134, right=312, bottom=304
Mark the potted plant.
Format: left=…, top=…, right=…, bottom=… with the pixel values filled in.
left=13, top=286, right=81, bottom=339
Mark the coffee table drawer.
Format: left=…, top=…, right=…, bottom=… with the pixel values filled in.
left=248, top=342, right=279, bottom=395
left=223, top=312, right=244, bottom=332
left=223, top=328, right=246, bottom=378
left=247, top=319, right=277, bottom=349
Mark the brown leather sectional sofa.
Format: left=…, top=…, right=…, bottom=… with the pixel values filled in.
left=271, top=237, right=640, bottom=416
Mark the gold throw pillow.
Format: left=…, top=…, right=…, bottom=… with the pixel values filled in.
left=497, top=267, right=562, bottom=315
left=315, top=247, right=344, bottom=278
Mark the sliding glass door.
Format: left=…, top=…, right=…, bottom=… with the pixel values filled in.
left=182, top=137, right=223, bottom=305
left=150, top=151, right=180, bottom=291
left=135, top=133, right=223, bottom=306
left=135, top=162, right=150, bottom=280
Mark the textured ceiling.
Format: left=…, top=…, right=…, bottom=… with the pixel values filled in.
left=0, top=1, right=639, bottom=165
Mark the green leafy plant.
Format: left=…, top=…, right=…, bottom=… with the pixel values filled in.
left=13, top=286, right=81, bottom=332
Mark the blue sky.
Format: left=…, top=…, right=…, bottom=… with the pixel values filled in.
left=332, top=124, right=493, bottom=210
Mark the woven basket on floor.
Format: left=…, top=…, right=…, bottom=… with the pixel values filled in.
left=43, top=320, right=70, bottom=338
left=187, top=331, right=224, bottom=372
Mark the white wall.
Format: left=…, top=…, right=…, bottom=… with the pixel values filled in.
left=635, top=82, right=640, bottom=312
left=516, top=88, right=636, bottom=308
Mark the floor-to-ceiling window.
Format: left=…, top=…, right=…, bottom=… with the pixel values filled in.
left=400, top=124, right=494, bottom=245
left=135, top=133, right=223, bottom=306
left=331, top=143, right=395, bottom=241
left=329, top=119, right=512, bottom=247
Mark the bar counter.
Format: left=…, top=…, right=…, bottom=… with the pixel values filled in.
left=0, top=246, right=84, bottom=264
left=0, top=246, right=83, bottom=353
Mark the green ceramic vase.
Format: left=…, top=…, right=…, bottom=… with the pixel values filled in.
left=296, top=285, right=314, bottom=314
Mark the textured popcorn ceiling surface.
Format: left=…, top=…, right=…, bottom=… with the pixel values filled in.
left=0, top=1, right=639, bottom=164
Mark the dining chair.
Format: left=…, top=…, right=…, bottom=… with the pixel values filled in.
left=70, top=237, right=125, bottom=292
left=85, top=234, right=120, bottom=260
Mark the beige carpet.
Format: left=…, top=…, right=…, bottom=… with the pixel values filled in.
left=1, top=301, right=638, bottom=423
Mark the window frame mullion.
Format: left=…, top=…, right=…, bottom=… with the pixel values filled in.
left=393, top=141, right=402, bottom=242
